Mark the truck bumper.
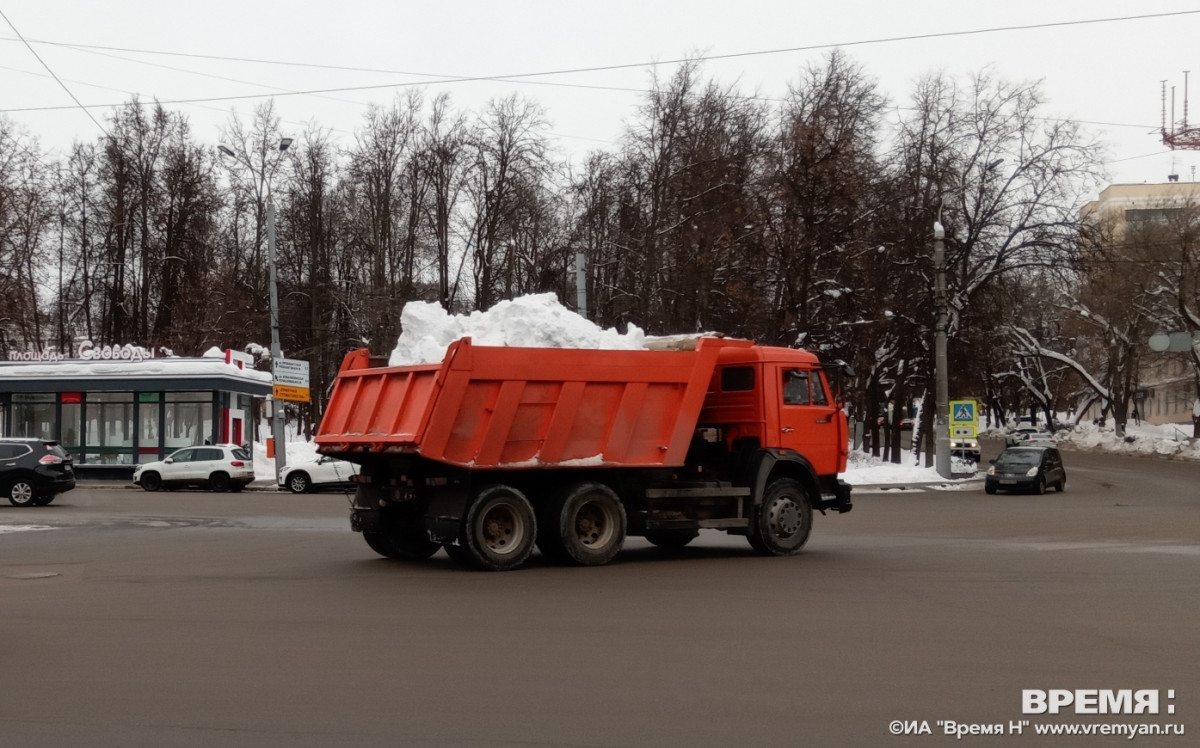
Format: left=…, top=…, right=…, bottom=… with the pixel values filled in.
left=816, top=479, right=853, bottom=514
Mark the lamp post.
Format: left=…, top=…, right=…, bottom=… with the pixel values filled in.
left=933, top=219, right=951, bottom=478
left=218, top=138, right=293, bottom=485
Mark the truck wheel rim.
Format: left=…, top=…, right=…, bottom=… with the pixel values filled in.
left=575, top=501, right=616, bottom=549
left=480, top=503, right=525, bottom=555
left=768, top=497, right=800, bottom=538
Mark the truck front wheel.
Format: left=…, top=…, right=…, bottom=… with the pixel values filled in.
left=748, top=477, right=812, bottom=556
left=462, top=485, right=537, bottom=571
left=539, top=482, right=626, bottom=566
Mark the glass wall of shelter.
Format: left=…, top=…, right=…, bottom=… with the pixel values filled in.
left=1, top=389, right=258, bottom=465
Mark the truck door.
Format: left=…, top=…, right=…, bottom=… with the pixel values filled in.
left=777, top=367, right=840, bottom=475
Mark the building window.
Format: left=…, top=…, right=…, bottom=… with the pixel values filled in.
left=11, top=393, right=56, bottom=440
left=85, top=392, right=134, bottom=464
left=164, top=391, right=214, bottom=449
left=62, top=402, right=81, bottom=450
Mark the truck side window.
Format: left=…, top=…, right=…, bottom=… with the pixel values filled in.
left=783, top=371, right=810, bottom=405
left=810, top=375, right=829, bottom=406
left=721, top=367, right=755, bottom=392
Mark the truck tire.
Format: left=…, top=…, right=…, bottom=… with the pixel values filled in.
left=644, top=530, right=698, bottom=550
left=363, top=506, right=440, bottom=561
left=442, top=543, right=474, bottom=565
left=538, top=482, right=626, bottom=566
left=748, top=477, right=812, bottom=556
left=363, top=530, right=439, bottom=561
left=462, top=485, right=537, bottom=571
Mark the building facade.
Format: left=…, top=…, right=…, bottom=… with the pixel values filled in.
left=0, top=345, right=271, bottom=479
left=1080, top=182, right=1200, bottom=426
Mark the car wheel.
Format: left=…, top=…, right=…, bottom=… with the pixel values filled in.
left=140, top=471, right=162, bottom=492
left=1034, top=476, right=1046, bottom=495
left=6, top=478, right=38, bottom=506
left=984, top=483, right=997, bottom=495
left=1055, top=477, right=1066, bottom=492
left=209, top=471, right=231, bottom=492
left=286, top=472, right=312, bottom=494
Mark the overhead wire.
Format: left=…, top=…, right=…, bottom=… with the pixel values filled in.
left=0, top=8, right=109, bottom=138
left=0, top=8, right=1196, bottom=151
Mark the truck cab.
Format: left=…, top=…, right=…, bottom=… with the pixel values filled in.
left=696, top=345, right=850, bottom=514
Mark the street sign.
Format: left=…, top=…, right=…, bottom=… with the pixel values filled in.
left=272, top=358, right=310, bottom=403
left=949, top=399, right=978, bottom=438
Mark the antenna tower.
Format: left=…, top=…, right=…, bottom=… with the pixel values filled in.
left=1162, top=71, right=1200, bottom=149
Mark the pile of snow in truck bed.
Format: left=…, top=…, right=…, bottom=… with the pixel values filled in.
left=389, top=293, right=647, bottom=365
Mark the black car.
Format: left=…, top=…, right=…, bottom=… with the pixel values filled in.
left=984, top=446, right=1066, bottom=495
left=0, top=438, right=77, bottom=506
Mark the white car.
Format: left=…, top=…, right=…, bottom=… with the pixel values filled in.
left=278, top=455, right=359, bottom=493
left=133, top=444, right=256, bottom=492
left=950, top=437, right=981, bottom=463
left=1007, top=428, right=1057, bottom=447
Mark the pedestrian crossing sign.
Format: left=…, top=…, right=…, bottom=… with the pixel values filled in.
left=950, top=400, right=978, bottom=437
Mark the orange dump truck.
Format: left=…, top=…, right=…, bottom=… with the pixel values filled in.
left=315, top=336, right=852, bottom=570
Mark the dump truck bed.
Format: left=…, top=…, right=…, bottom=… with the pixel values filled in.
left=316, top=337, right=751, bottom=469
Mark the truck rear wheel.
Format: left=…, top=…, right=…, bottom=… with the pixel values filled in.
left=538, top=482, right=626, bottom=566
left=462, top=485, right=537, bottom=571
left=644, top=530, right=698, bottom=549
left=362, top=507, right=440, bottom=561
left=363, top=530, right=439, bottom=560
left=748, top=477, right=812, bottom=556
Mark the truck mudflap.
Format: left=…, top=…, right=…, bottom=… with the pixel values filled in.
left=816, top=479, right=853, bottom=514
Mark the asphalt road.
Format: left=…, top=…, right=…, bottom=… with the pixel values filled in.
left=2, top=447, right=1197, bottom=747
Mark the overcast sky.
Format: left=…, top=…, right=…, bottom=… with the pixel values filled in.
left=3, top=1, right=1200, bottom=195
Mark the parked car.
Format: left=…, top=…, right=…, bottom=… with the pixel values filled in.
left=278, top=455, right=359, bottom=493
left=951, top=437, right=982, bottom=463
left=1005, top=427, right=1056, bottom=447
left=133, top=444, right=255, bottom=492
left=985, top=446, right=1066, bottom=494
left=0, top=438, right=76, bottom=506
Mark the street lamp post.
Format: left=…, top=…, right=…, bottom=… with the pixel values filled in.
left=218, top=138, right=292, bottom=485
left=933, top=219, right=951, bottom=478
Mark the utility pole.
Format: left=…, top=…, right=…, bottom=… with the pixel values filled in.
left=934, top=220, right=951, bottom=478
left=267, top=194, right=286, bottom=484
left=219, top=137, right=292, bottom=485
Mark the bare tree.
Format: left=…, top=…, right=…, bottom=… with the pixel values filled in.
left=422, top=93, right=469, bottom=311
left=465, top=93, right=554, bottom=310
left=0, top=117, right=54, bottom=351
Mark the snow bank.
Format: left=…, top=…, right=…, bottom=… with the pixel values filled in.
left=1052, top=418, right=1200, bottom=460
left=389, top=293, right=646, bottom=365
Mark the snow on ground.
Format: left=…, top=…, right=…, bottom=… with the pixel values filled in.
left=845, top=417, right=1200, bottom=487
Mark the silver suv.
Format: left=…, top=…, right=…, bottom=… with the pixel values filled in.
left=133, top=444, right=256, bottom=492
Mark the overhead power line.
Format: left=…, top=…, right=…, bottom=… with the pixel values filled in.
left=0, top=9, right=1197, bottom=117
left=0, top=8, right=109, bottom=137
